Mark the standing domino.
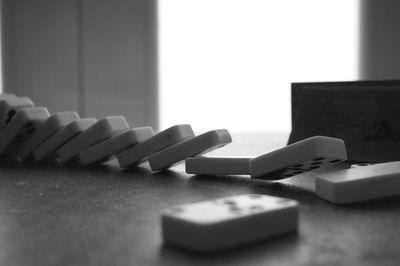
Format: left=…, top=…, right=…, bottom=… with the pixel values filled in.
left=185, top=156, right=251, bottom=175
left=0, top=97, right=34, bottom=130
left=57, top=116, right=129, bottom=164
left=162, top=194, right=299, bottom=252
left=79, top=127, right=155, bottom=166
left=250, top=136, right=347, bottom=180
left=33, top=118, right=97, bottom=162
left=149, top=129, right=232, bottom=171
left=0, top=107, right=50, bottom=155
left=117, top=124, right=194, bottom=168
left=11, top=112, right=80, bottom=160
left=315, top=161, right=400, bottom=204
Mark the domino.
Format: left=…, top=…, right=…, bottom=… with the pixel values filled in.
left=57, top=116, right=129, bottom=164
left=0, top=93, right=16, bottom=100
left=162, top=194, right=299, bottom=252
left=149, top=129, right=232, bottom=171
left=350, top=163, right=374, bottom=168
left=33, top=118, right=98, bottom=162
left=0, top=107, right=50, bottom=155
left=0, top=93, right=18, bottom=128
left=117, top=124, right=194, bottom=168
left=11, top=112, right=80, bottom=161
left=79, top=127, right=155, bottom=166
left=315, top=161, right=400, bottom=204
left=250, top=136, right=347, bottom=180
left=185, top=156, right=251, bottom=175
left=0, top=97, right=34, bottom=130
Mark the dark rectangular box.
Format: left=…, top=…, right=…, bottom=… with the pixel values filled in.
left=289, top=80, right=400, bottom=162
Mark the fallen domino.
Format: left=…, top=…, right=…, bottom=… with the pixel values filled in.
left=162, top=194, right=298, bottom=252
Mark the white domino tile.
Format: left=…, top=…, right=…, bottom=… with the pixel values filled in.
left=12, top=112, right=80, bottom=160
left=0, top=107, right=50, bottom=155
left=162, top=194, right=298, bottom=252
left=57, top=116, right=129, bottom=164
left=315, top=161, right=400, bottom=204
left=33, top=118, right=97, bottom=162
left=0, top=93, right=16, bottom=100
left=0, top=97, right=34, bottom=131
left=117, top=124, right=194, bottom=168
left=79, top=127, right=155, bottom=166
left=250, top=136, right=347, bottom=180
left=185, top=156, right=251, bottom=175
left=149, top=129, right=232, bottom=171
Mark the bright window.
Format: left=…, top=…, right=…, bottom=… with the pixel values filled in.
left=159, top=0, right=359, bottom=132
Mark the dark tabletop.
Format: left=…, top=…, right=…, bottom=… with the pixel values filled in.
left=0, top=133, right=399, bottom=266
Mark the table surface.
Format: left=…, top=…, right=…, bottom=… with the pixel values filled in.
left=0, top=133, right=399, bottom=266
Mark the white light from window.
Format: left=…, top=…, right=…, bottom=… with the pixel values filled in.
left=159, top=0, right=359, bottom=132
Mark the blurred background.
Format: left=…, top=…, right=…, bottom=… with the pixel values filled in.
left=159, top=0, right=359, bottom=132
left=1, top=0, right=364, bottom=132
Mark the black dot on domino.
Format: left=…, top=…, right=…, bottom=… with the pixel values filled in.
left=313, top=157, right=325, bottom=161
left=27, top=128, right=35, bottom=134
left=309, top=166, right=320, bottom=170
left=311, top=161, right=322, bottom=165
left=223, top=200, right=237, bottom=206
left=15, top=135, right=25, bottom=143
left=7, top=110, right=16, bottom=116
left=7, top=110, right=16, bottom=119
left=24, top=122, right=33, bottom=129
left=229, top=206, right=242, bottom=213
left=4, top=110, right=16, bottom=125
left=329, top=159, right=342, bottom=163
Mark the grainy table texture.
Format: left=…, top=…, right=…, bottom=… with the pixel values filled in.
left=0, top=133, right=399, bottom=266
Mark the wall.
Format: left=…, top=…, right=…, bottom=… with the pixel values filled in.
left=1, top=0, right=158, bottom=129
left=360, top=0, right=400, bottom=79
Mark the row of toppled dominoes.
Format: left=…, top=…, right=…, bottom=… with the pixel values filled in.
left=2, top=93, right=400, bottom=206
left=0, top=94, right=232, bottom=170
left=0, top=93, right=348, bottom=175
